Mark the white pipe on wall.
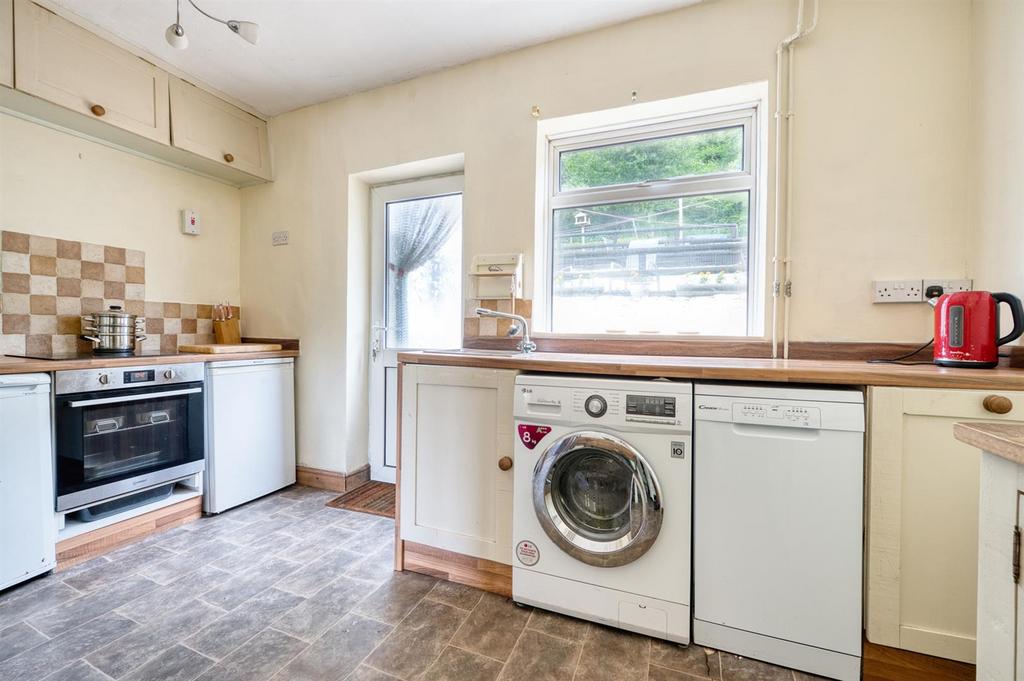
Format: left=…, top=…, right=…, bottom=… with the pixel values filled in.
left=771, top=0, right=819, bottom=359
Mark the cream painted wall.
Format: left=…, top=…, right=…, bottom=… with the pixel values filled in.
left=968, top=0, right=1023, bottom=310
left=241, top=0, right=975, bottom=474
left=0, top=113, right=241, bottom=303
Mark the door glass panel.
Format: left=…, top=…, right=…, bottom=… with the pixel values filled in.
left=386, top=193, right=463, bottom=350
left=551, top=449, right=635, bottom=541
left=81, top=394, right=189, bottom=483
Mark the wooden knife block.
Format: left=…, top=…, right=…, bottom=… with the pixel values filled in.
left=213, top=319, right=241, bottom=344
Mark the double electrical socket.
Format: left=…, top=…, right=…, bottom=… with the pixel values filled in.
left=872, top=279, right=972, bottom=303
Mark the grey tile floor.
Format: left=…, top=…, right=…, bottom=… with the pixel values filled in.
left=0, top=486, right=813, bottom=681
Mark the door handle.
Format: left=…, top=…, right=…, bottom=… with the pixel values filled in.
left=371, top=323, right=387, bottom=361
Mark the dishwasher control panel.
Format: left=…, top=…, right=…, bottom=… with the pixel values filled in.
left=732, top=402, right=821, bottom=429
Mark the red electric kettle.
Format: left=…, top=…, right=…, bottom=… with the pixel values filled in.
left=933, top=291, right=1024, bottom=368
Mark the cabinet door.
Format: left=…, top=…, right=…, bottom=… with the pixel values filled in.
left=400, top=364, right=517, bottom=564
left=169, top=76, right=271, bottom=180
left=13, top=0, right=169, bottom=143
left=867, top=386, right=1024, bottom=663
left=0, top=0, right=12, bottom=88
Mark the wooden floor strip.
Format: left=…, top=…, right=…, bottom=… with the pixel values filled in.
left=862, top=639, right=974, bottom=681
left=326, top=481, right=396, bottom=518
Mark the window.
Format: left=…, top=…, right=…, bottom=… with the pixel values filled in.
left=537, top=89, right=765, bottom=337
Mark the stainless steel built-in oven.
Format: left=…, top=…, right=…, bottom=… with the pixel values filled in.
left=54, top=363, right=206, bottom=512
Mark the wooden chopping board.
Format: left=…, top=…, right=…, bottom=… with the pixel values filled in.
left=178, top=343, right=282, bottom=354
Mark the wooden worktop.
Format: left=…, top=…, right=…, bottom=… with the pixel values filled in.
left=399, top=350, right=1024, bottom=390
left=954, top=422, right=1024, bottom=465
left=0, top=349, right=298, bottom=375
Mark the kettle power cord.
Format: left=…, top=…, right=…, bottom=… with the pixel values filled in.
left=866, top=339, right=934, bottom=365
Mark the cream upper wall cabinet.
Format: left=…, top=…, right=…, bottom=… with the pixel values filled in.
left=169, top=76, right=271, bottom=180
left=866, top=386, right=1024, bottom=664
left=0, top=0, right=12, bottom=88
left=400, top=364, right=517, bottom=564
left=14, top=0, right=169, bottom=143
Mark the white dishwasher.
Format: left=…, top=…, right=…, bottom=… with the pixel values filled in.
left=0, top=373, right=56, bottom=590
left=693, top=383, right=864, bottom=681
left=205, top=358, right=296, bottom=513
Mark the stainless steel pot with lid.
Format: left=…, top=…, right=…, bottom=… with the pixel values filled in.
left=82, top=305, right=147, bottom=354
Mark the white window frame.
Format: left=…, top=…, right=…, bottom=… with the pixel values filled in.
left=533, top=82, right=769, bottom=339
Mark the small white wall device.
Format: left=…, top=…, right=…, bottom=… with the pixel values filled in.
left=181, top=209, right=201, bottom=236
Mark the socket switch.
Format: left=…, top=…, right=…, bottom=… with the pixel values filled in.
left=922, top=279, right=972, bottom=297
left=873, top=279, right=923, bottom=303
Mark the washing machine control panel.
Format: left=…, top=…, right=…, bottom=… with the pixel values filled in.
left=626, top=394, right=676, bottom=418
left=733, top=402, right=821, bottom=428
left=522, top=383, right=691, bottom=430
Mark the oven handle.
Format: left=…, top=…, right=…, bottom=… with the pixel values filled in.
left=66, top=387, right=202, bottom=408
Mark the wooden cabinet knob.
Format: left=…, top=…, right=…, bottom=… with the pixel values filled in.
left=223, top=153, right=234, bottom=163
left=89, top=104, right=105, bottom=117
left=498, top=456, right=513, bottom=471
left=983, top=394, right=1013, bottom=414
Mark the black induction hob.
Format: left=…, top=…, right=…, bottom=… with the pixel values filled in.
left=3, top=350, right=185, bottom=361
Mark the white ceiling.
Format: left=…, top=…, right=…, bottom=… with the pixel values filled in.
left=50, top=0, right=700, bottom=117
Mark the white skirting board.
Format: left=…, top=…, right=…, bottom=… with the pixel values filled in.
left=693, top=619, right=861, bottom=681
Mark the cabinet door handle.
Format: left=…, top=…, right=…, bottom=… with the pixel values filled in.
left=498, top=456, right=513, bottom=471
left=223, top=153, right=235, bottom=163
left=90, top=104, right=106, bottom=117
left=983, top=394, right=1013, bottom=414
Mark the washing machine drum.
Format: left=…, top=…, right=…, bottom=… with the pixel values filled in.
left=533, top=431, right=663, bottom=567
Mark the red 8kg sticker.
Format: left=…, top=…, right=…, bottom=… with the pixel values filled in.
left=518, top=424, right=551, bottom=450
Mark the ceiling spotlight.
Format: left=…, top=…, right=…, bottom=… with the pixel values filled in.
left=226, top=20, right=260, bottom=45
left=188, top=0, right=260, bottom=45
left=164, top=0, right=188, bottom=49
left=166, top=0, right=260, bottom=50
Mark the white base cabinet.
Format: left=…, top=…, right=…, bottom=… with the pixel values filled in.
left=0, top=374, right=55, bottom=591
left=867, top=386, right=1024, bottom=662
left=400, top=364, right=517, bottom=564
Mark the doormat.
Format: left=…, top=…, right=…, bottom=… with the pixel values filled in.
left=327, top=482, right=395, bottom=518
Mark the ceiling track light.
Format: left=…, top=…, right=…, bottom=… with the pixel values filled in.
left=165, top=0, right=260, bottom=50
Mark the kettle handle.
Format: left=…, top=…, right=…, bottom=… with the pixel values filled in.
left=993, top=292, right=1024, bottom=346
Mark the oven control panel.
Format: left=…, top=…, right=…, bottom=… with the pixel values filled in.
left=55, top=362, right=204, bottom=395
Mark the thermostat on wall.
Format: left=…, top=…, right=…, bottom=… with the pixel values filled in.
left=181, top=209, right=201, bottom=236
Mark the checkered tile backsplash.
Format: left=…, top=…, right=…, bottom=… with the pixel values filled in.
left=0, top=230, right=237, bottom=356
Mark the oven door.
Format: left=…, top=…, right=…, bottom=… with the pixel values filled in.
left=533, top=430, right=663, bottom=568
left=55, top=382, right=205, bottom=511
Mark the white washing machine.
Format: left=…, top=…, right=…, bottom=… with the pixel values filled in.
left=512, top=374, right=692, bottom=643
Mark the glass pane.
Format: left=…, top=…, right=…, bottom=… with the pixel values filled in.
left=82, top=395, right=188, bottom=483
left=386, top=193, right=463, bottom=349
left=552, top=450, right=634, bottom=541
left=551, top=191, right=750, bottom=336
left=559, top=126, right=743, bottom=191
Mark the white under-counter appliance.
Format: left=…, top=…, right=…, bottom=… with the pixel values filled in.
left=0, top=373, right=56, bottom=590
left=693, top=383, right=865, bottom=681
left=205, top=358, right=296, bottom=513
left=513, top=375, right=693, bottom=642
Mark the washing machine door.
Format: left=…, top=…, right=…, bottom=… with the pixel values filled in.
left=533, top=430, right=663, bottom=567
